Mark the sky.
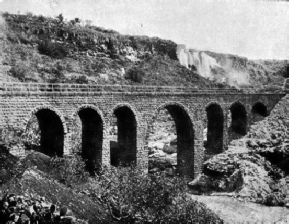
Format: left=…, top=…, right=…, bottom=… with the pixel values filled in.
left=0, top=0, right=289, bottom=60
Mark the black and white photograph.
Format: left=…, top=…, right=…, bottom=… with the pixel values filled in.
left=0, top=0, right=288, bottom=223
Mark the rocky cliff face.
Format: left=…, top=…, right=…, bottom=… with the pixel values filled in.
left=3, top=13, right=178, bottom=61
left=177, top=45, right=288, bottom=90
left=0, top=13, right=217, bottom=88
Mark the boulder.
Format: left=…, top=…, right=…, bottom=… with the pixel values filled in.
left=163, top=145, right=177, bottom=154
left=22, top=151, right=51, bottom=173
left=150, top=142, right=165, bottom=150
left=149, top=149, right=166, bottom=158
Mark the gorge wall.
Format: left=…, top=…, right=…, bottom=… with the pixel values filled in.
left=177, top=45, right=288, bottom=90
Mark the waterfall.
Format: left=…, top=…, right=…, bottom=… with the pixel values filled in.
left=177, top=44, right=250, bottom=87
left=177, top=45, right=220, bottom=79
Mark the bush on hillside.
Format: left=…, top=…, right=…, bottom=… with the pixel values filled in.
left=9, top=62, right=32, bottom=81
left=6, top=31, right=19, bottom=43
left=48, top=68, right=66, bottom=83
left=0, top=115, right=41, bottom=155
left=95, top=166, right=223, bottom=223
left=49, top=155, right=89, bottom=187
left=69, top=75, right=89, bottom=84
left=264, top=192, right=286, bottom=206
left=0, top=123, right=36, bottom=183
left=38, top=40, right=68, bottom=59
left=125, top=66, right=144, bottom=83
left=283, top=65, right=289, bottom=78
left=18, top=32, right=34, bottom=45
left=0, top=124, right=24, bottom=150
left=154, top=39, right=178, bottom=60
left=37, top=14, right=46, bottom=22
left=90, top=60, right=107, bottom=73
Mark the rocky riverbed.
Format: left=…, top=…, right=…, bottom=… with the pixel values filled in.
left=147, top=108, right=178, bottom=175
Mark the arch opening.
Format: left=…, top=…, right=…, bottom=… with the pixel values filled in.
left=229, top=102, right=247, bottom=137
left=78, top=108, right=103, bottom=175
left=35, top=109, right=64, bottom=157
left=252, top=102, right=269, bottom=121
left=110, top=106, right=137, bottom=167
left=205, top=104, right=224, bottom=155
left=148, top=105, right=194, bottom=178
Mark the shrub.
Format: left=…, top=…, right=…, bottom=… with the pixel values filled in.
left=95, top=166, right=223, bottom=223
left=154, top=39, right=178, bottom=60
left=0, top=122, right=39, bottom=183
left=125, top=66, right=144, bottom=83
left=57, top=13, right=64, bottom=23
left=264, top=192, right=286, bottom=206
left=0, top=117, right=41, bottom=155
left=0, top=124, right=25, bottom=151
left=38, top=40, right=68, bottom=59
left=37, top=15, right=45, bottom=22
left=9, top=62, right=32, bottom=81
left=49, top=155, right=89, bottom=187
left=70, top=75, right=89, bottom=84
left=48, top=67, right=66, bottom=83
left=283, top=65, right=289, bottom=78
left=90, top=60, right=106, bottom=73
left=216, top=82, right=226, bottom=88
left=6, top=31, right=19, bottom=43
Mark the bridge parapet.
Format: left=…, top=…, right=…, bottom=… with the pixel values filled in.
left=0, top=82, right=261, bottom=95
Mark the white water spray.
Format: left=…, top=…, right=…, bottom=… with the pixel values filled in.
left=177, top=45, right=250, bottom=87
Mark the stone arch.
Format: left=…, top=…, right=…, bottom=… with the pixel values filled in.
left=71, top=104, right=105, bottom=126
left=24, top=106, right=67, bottom=157
left=229, top=101, right=247, bottom=138
left=109, top=103, right=140, bottom=126
left=204, top=102, right=224, bottom=155
left=251, top=102, right=269, bottom=120
left=109, top=103, right=138, bottom=167
left=147, top=102, right=195, bottom=178
left=72, top=105, right=104, bottom=175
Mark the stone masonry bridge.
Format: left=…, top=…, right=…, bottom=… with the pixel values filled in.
left=0, top=82, right=286, bottom=178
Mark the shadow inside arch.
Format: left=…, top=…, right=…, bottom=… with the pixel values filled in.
left=229, top=102, right=247, bottom=140
left=77, top=107, right=103, bottom=175
left=204, top=103, right=224, bottom=156
left=25, top=108, right=65, bottom=157
left=110, top=105, right=137, bottom=167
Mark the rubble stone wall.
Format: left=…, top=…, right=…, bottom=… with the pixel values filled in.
left=0, top=90, right=284, bottom=179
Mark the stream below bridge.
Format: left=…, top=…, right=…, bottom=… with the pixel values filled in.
left=190, top=195, right=289, bottom=223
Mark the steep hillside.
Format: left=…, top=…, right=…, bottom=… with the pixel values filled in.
left=177, top=45, right=288, bottom=90
left=0, top=12, right=219, bottom=88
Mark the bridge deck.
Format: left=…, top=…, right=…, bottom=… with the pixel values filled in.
left=0, top=82, right=286, bottom=95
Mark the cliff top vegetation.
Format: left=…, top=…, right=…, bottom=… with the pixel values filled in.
left=0, top=12, right=222, bottom=88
